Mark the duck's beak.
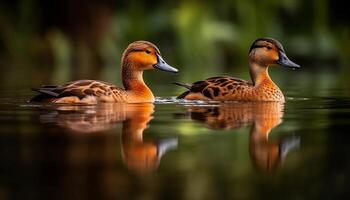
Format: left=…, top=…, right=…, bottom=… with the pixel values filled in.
left=277, top=51, right=300, bottom=70
left=154, top=54, right=178, bottom=73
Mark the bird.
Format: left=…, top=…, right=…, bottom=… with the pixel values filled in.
left=175, top=38, right=300, bottom=102
left=30, top=41, right=178, bottom=104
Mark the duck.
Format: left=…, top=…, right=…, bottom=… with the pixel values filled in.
left=176, top=38, right=300, bottom=102
left=30, top=41, right=178, bottom=104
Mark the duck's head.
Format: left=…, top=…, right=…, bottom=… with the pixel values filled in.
left=122, top=41, right=178, bottom=73
left=248, top=38, right=300, bottom=70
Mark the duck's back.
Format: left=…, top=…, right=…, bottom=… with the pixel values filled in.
left=177, top=76, right=254, bottom=101
left=30, top=80, right=127, bottom=104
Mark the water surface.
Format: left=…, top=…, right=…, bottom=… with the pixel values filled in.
left=0, top=88, right=350, bottom=199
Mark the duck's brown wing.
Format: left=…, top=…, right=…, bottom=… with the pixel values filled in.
left=176, top=76, right=253, bottom=100
left=30, top=80, right=125, bottom=103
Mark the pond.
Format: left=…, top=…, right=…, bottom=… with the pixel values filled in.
left=0, top=83, right=350, bottom=200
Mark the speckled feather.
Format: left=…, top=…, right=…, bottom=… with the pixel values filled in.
left=177, top=76, right=284, bottom=101
left=177, top=76, right=255, bottom=100
left=31, top=80, right=128, bottom=103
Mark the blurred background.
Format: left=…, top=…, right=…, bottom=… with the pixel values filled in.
left=0, top=0, right=349, bottom=96
left=0, top=1, right=350, bottom=199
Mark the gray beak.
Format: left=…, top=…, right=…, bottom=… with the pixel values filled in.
left=153, top=54, right=178, bottom=73
left=277, top=51, right=301, bottom=70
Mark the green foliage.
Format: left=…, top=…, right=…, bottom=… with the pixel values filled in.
left=0, top=0, right=349, bottom=91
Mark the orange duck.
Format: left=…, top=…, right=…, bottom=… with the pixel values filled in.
left=30, top=41, right=178, bottom=104
left=176, top=38, right=300, bottom=102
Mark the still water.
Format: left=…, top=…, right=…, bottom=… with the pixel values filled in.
left=0, top=87, right=350, bottom=199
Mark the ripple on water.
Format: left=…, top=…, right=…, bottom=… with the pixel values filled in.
left=156, top=96, right=287, bottom=107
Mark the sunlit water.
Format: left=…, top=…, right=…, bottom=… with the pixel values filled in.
left=0, top=88, right=350, bottom=199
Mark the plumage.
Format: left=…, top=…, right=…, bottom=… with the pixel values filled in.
left=30, top=41, right=178, bottom=104
left=176, top=38, right=300, bottom=102
left=31, top=80, right=127, bottom=103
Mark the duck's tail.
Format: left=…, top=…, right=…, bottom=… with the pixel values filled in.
left=173, top=82, right=191, bottom=99
left=173, top=82, right=191, bottom=90
left=29, top=85, right=60, bottom=103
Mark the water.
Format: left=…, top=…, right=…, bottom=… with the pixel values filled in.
left=0, top=88, right=350, bottom=199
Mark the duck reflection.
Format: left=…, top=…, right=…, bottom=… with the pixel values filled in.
left=187, top=102, right=299, bottom=173
left=39, top=103, right=177, bottom=174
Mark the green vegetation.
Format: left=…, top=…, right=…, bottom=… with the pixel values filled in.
left=0, top=0, right=349, bottom=94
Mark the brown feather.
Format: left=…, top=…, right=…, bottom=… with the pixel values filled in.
left=30, top=80, right=126, bottom=103
left=176, top=76, right=254, bottom=101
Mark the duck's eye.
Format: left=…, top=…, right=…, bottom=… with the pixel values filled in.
left=266, top=46, right=272, bottom=50
left=145, top=50, right=151, bottom=54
